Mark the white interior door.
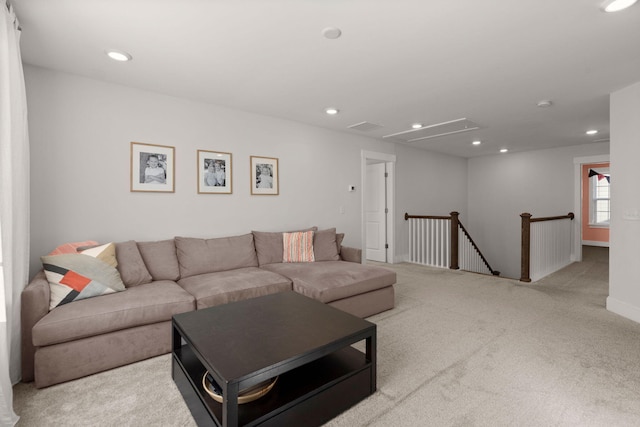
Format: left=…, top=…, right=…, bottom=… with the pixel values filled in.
left=366, top=162, right=387, bottom=262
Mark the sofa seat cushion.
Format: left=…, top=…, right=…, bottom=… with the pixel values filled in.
left=178, top=267, right=292, bottom=309
left=32, top=281, right=194, bottom=347
left=261, top=261, right=396, bottom=303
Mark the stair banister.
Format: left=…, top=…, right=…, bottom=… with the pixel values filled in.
left=450, top=211, right=459, bottom=270
left=520, top=213, right=532, bottom=282
left=405, top=211, right=497, bottom=276
left=457, top=219, right=500, bottom=276
left=520, top=212, right=574, bottom=282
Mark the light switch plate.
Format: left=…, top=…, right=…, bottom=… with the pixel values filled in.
left=622, top=209, right=640, bottom=221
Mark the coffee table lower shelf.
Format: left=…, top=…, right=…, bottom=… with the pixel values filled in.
left=173, top=345, right=373, bottom=427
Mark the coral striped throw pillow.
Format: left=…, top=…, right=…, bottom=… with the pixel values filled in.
left=283, top=231, right=315, bottom=263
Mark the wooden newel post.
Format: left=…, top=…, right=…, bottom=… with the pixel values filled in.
left=520, top=213, right=532, bottom=282
left=450, top=211, right=459, bottom=270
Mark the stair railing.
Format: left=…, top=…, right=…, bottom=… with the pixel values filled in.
left=455, top=215, right=500, bottom=276
left=520, top=212, right=574, bottom=282
left=405, top=212, right=499, bottom=276
left=405, top=213, right=451, bottom=268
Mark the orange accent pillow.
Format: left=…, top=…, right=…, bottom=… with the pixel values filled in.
left=48, top=240, right=99, bottom=255
left=283, top=231, right=315, bottom=263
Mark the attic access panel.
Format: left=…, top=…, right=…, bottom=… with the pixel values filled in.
left=383, top=118, right=481, bottom=142
left=348, top=121, right=384, bottom=132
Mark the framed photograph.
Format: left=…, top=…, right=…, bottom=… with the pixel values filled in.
left=250, top=156, right=279, bottom=195
left=130, top=142, right=175, bottom=192
left=198, top=150, right=232, bottom=194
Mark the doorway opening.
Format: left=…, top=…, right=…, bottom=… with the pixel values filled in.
left=361, top=151, right=396, bottom=264
left=581, top=162, right=610, bottom=247
left=573, top=154, right=610, bottom=262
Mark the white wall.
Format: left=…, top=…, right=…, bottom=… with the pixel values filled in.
left=24, top=66, right=388, bottom=276
left=608, top=81, right=640, bottom=323
left=24, top=65, right=623, bottom=287
left=25, top=66, right=469, bottom=277
left=468, top=143, right=610, bottom=279
left=394, top=144, right=468, bottom=261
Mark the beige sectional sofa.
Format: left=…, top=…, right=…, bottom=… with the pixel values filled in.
left=21, top=228, right=396, bottom=388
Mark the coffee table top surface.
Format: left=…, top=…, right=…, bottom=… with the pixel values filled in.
left=173, top=291, right=375, bottom=383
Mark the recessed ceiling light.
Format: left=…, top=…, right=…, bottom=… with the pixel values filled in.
left=411, top=123, right=423, bottom=129
left=586, top=129, right=598, bottom=135
left=105, top=49, right=132, bottom=62
left=536, top=100, right=553, bottom=108
left=472, top=140, right=482, bottom=146
left=325, top=107, right=339, bottom=115
left=322, top=27, right=342, bottom=39
left=601, top=0, right=637, bottom=12
left=500, top=148, right=508, bottom=153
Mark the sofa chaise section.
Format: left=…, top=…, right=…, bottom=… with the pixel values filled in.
left=261, top=261, right=395, bottom=318
left=254, top=227, right=396, bottom=318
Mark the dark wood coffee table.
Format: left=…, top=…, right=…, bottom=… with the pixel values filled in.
left=172, top=291, right=377, bottom=427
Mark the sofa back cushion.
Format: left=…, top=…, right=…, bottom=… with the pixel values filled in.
left=175, top=233, right=259, bottom=279
left=252, top=227, right=317, bottom=266
left=115, top=241, right=153, bottom=287
left=313, top=228, right=341, bottom=261
left=336, top=233, right=344, bottom=251
left=137, top=239, right=180, bottom=281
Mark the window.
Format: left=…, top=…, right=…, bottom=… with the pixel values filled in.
left=590, top=170, right=610, bottom=226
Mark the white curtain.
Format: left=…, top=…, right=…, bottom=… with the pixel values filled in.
left=0, top=1, right=29, bottom=426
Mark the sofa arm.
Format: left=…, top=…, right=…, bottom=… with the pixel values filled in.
left=340, top=246, right=362, bottom=264
left=21, top=271, right=50, bottom=382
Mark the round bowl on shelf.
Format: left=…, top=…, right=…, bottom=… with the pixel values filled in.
left=201, top=372, right=278, bottom=404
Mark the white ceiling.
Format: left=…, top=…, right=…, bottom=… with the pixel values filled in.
left=11, top=0, right=640, bottom=158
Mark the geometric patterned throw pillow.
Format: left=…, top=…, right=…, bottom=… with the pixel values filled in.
left=41, top=242, right=126, bottom=310
left=47, top=240, right=99, bottom=256
left=283, top=231, right=315, bottom=263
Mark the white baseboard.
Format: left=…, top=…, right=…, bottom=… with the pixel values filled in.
left=607, top=297, right=640, bottom=324
left=530, top=259, right=573, bottom=282
left=393, top=254, right=410, bottom=264
left=367, top=254, right=408, bottom=264
left=582, top=240, right=610, bottom=247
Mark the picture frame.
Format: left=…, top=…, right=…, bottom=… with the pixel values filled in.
left=197, top=150, right=232, bottom=194
left=250, top=156, right=279, bottom=195
left=130, top=142, right=175, bottom=193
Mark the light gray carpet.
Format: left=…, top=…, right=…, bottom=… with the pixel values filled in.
left=15, top=247, right=640, bottom=426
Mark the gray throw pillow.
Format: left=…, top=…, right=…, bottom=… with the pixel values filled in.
left=137, top=239, right=180, bottom=281
left=115, top=241, right=153, bottom=287
left=313, top=228, right=340, bottom=261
